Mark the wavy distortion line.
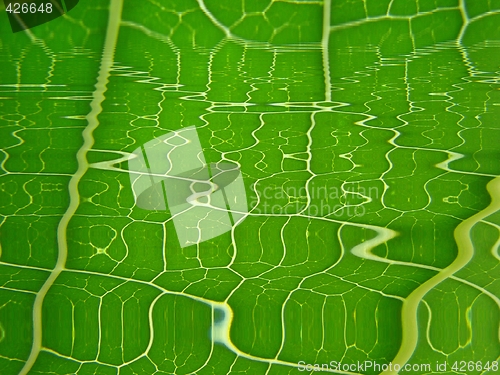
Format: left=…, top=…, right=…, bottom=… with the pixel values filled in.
left=18, top=1, right=124, bottom=373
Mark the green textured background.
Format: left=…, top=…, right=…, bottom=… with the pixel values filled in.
left=0, top=0, right=499, bottom=374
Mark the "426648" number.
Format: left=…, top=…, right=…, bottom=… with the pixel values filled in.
left=451, top=361, right=498, bottom=372
left=6, top=2, right=53, bottom=14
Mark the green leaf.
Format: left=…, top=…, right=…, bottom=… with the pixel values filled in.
left=0, top=1, right=499, bottom=374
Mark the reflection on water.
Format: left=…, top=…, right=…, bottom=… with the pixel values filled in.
left=0, top=1, right=499, bottom=374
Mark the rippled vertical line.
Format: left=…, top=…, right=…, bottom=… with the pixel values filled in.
left=19, top=1, right=123, bottom=373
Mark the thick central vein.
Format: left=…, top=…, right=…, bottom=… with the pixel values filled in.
left=382, top=175, right=500, bottom=375
left=19, top=1, right=123, bottom=373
